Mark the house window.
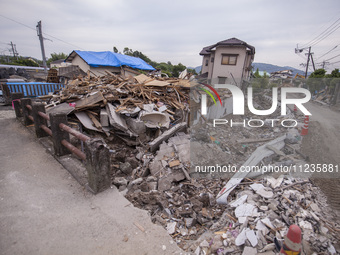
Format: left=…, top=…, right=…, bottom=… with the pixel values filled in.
left=211, top=57, right=214, bottom=63
left=205, top=59, right=209, bottom=66
left=218, top=76, right=227, bottom=84
left=221, top=54, right=238, bottom=65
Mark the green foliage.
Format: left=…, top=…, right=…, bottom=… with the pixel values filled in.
left=251, top=77, right=270, bottom=89
left=172, top=63, right=186, bottom=77
left=307, top=68, right=340, bottom=94
left=0, top=55, right=39, bottom=67
left=253, top=68, right=262, bottom=78
left=187, top=68, right=198, bottom=75
left=310, top=68, right=326, bottom=78
left=121, top=47, right=188, bottom=77
left=113, top=46, right=118, bottom=53
left=47, top=52, right=68, bottom=66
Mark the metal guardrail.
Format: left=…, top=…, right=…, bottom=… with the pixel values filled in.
left=0, top=82, right=64, bottom=105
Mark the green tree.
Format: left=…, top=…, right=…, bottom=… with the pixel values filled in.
left=47, top=52, right=68, bottom=66
left=113, top=46, right=118, bottom=53
left=253, top=68, right=262, bottom=78
left=310, top=68, right=326, bottom=78
left=172, top=63, right=186, bottom=77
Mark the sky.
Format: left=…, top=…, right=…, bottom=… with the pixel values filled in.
left=0, top=0, right=340, bottom=73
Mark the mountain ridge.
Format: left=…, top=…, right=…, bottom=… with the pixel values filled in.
left=189, top=63, right=309, bottom=76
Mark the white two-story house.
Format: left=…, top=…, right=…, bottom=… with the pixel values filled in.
left=199, top=37, right=255, bottom=86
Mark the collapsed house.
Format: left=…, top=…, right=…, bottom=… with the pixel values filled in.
left=65, top=50, right=155, bottom=77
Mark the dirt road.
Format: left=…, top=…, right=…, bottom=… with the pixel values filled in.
left=300, top=101, right=340, bottom=212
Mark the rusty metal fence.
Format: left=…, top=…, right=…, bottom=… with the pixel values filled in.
left=12, top=93, right=111, bottom=194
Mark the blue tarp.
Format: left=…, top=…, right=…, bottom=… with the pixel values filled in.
left=74, top=50, right=155, bottom=71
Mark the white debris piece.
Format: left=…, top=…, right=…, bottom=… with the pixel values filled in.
left=256, top=220, right=269, bottom=235
left=166, top=222, right=177, bottom=235
left=235, top=228, right=247, bottom=246
left=235, top=203, right=258, bottom=218
left=328, top=244, right=336, bottom=255
left=230, top=195, right=248, bottom=208
left=242, top=246, right=257, bottom=255
left=250, top=183, right=274, bottom=198
left=267, top=176, right=284, bottom=189
left=299, top=220, right=313, bottom=230
left=261, top=218, right=275, bottom=229
left=245, top=228, right=258, bottom=247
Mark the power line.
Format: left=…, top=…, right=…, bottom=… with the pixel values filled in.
left=300, top=17, right=340, bottom=48
left=309, top=23, right=340, bottom=47
left=0, top=14, right=85, bottom=50
left=316, top=45, right=338, bottom=60
left=0, top=14, right=36, bottom=31
left=324, top=53, right=340, bottom=62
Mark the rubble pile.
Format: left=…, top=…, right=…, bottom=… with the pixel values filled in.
left=43, top=72, right=190, bottom=145
left=41, top=76, right=339, bottom=254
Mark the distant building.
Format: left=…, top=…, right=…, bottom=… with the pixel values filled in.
left=65, top=50, right=155, bottom=77
left=270, top=70, right=293, bottom=80
left=199, top=37, right=255, bottom=86
left=50, top=59, right=71, bottom=68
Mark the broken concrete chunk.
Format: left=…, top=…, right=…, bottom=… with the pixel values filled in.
left=250, top=183, right=273, bottom=199
left=235, top=228, right=247, bottom=246
left=267, top=176, right=284, bottom=189
left=126, top=117, right=146, bottom=134
left=299, top=220, right=313, bottom=230
left=242, top=246, right=257, bottom=255
left=261, top=218, right=275, bottom=229
left=106, top=103, right=128, bottom=131
left=166, top=222, right=177, bottom=235
left=199, top=239, right=209, bottom=248
left=245, top=228, right=258, bottom=247
left=100, top=108, right=109, bottom=127
left=113, top=177, right=128, bottom=187
left=230, top=195, right=248, bottom=208
left=235, top=203, right=258, bottom=218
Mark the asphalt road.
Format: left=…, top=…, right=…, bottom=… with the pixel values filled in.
left=0, top=108, right=182, bottom=255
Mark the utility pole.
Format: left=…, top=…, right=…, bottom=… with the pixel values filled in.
left=9, top=41, right=18, bottom=59
left=304, top=47, right=311, bottom=78
left=36, top=21, right=47, bottom=73
left=321, top=61, right=329, bottom=69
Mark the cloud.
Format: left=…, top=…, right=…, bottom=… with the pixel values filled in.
left=0, top=0, right=339, bottom=71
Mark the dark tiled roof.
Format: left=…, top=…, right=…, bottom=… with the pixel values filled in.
left=199, top=37, right=255, bottom=55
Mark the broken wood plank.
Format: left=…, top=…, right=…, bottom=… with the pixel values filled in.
left=148, top=122, right=187, bottom=152
left=74, top=92, right=104, bottom=110
left=87, top=112, right=102, bottom=130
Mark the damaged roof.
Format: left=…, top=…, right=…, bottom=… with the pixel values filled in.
left=65, top=50, right=155, bottom=71
left=200, top=37, right=255, bottom=55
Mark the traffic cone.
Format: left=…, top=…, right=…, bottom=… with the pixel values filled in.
left=280, top=224, right=302, bottom=255
left=293, top=105, right=297, bottom=113
left=301, top=116, right=309, bottom=136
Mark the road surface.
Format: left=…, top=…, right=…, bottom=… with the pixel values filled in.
left=0, top=107, right=182, bottom=255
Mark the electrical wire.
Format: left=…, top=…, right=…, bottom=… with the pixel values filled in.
left=316, top=45, right=338, bottom=60
left=300, top=17, right=340, bottom=48
left=324, top=53, right=340, bottom=62
left=0, top=14, right=85, bottom=50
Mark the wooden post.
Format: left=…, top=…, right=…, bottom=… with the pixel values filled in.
left=49, top=112, right=70, bottom=156
left=11, top=93, right=24, bottom=118
left=32, top=102, right=48, bottom=138
left=85, top=138, right=111, bottom=194
left=20, top=98, right=33, bottom=126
